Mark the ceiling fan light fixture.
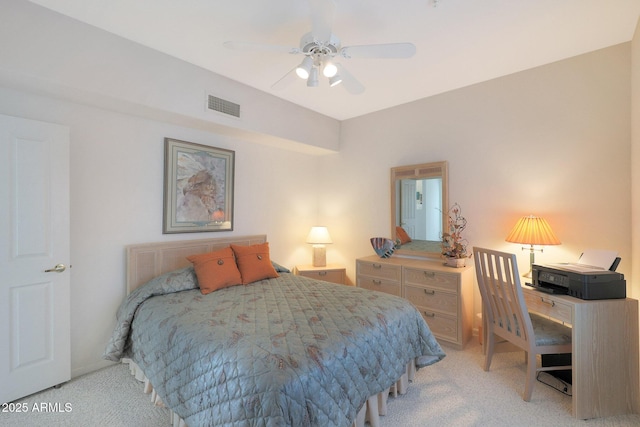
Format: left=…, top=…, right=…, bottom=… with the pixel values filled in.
left=296, top=56, right=313, bottom=79
left=307, top=67, right=319, bottom=87
left=329, top=74, right=342, bottom=87
left=322, top=60, right=338, bottom=77
left=226, top=5, right=414, bottom=94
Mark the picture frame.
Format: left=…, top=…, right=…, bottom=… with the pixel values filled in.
left=163, top=138, right=234, bottom=234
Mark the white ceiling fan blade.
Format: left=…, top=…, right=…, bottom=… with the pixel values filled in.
left=271, top=67, right=299, bottom=91
left=309, top=0, right=335, bottom=43
left=335, top=64, right=365, bottom=95
left=340, top=43, right=416, bottom=59
left=224, top=41, right=300, bottom=55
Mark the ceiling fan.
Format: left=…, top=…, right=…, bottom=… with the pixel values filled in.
left=223, top=0, right=416, bottom=94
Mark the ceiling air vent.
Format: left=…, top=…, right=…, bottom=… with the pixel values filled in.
left=207, top=95, right=240, bottom=118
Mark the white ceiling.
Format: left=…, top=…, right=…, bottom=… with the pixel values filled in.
left=27, top=0, right=640, bottom=121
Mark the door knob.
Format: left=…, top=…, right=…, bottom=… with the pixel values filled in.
left=45, top=264, right=66, bottom=273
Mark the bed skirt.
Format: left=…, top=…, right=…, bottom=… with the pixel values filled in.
left=123, top=357, right=417, bottom=427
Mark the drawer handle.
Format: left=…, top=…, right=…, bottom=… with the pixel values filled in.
left=423, top=289, right=435, bottom=295
left=373, top=264, right=382, bottom=269
left=423, top=311, right=435, bottom=318
left=372, top=279, right=382, bottom=285
left=319, top=271, right=327, bottom=276
left=540, top=297, right=555, bottom=307
left=423, top=271, right=436, bottom=278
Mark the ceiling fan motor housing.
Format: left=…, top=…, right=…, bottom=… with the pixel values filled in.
left=299, top=32, right=340, bottom=57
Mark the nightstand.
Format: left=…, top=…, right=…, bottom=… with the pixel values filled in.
left=294, top=264, right=346, bottom=285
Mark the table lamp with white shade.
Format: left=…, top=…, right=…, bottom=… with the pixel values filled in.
left=306, top=226, right=332, bottom=267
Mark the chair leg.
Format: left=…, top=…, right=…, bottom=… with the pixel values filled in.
left=523, top=351, right=536, bottom=401
left=483, top=331, right=494, bottom=371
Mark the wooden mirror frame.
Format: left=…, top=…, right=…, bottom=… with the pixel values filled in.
left=390, top=161, right=449, bottom=259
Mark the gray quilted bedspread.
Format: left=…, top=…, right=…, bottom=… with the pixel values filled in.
left=104, top=267, right=445, bottom=427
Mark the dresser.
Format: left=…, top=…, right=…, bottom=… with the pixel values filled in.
left=356, top=255, right=474, bottom=349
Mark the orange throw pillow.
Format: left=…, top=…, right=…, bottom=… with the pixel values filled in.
left=186, top=247, right=242, bottom=294
left=396, top=226, right=412, bottom=244
left=231, top=242, right=280, bottom=285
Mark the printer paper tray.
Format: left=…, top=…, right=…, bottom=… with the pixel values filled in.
left=531, top=282, right=568, bottom=295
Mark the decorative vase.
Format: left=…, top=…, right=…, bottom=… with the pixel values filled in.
left=444, top=257, right=466, bottom=268
left=370, top=237, right=395, bottom=258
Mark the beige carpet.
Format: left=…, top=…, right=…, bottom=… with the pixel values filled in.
left=1, top=339, right=639, bottom=427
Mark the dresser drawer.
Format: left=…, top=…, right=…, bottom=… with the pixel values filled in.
left=404, top=267, right=458, bottom=292
left=357, top=276, right=401, bottom=297
left=523, top=290, right=572, bottom=325
left=357, top=260, right=401, bottom=281
left=405, top=285, right=457, bottom=315
left=416, top=307, right=458, bottom=342
left=298, top=270, right=344, bottom=285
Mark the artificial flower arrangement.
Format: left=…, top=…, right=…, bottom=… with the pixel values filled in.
left=441, top=203, right=470, bottom=260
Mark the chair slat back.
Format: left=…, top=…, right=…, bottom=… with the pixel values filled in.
left=474, top=247, right=534, bottom=346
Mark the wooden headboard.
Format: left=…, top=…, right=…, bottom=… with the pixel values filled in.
left=126, top=235, right=267, bottom=293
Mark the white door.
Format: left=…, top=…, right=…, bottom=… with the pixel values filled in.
left=400, top=179, right=417, bottom=238
left=0, top=114, right=70, bottom=403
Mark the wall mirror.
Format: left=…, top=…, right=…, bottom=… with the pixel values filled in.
left=391, top=161, right=448, bottom=258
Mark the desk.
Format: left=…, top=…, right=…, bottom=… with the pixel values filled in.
left=522, top=285, right=639, bottom=419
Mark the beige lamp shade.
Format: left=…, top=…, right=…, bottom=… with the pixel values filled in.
left=306, top=226, right=332, bottom=267
left=505, top=215, right=561, bottom=246
left=506, top=215, right=560, bottom=278
left=306, top=226, right=333, bottom=244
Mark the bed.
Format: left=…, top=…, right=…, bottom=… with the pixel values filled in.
left=104, top=235, right=445, bottom=427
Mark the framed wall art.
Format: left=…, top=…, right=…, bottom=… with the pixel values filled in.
left=163, top=138, right=234, bottom=233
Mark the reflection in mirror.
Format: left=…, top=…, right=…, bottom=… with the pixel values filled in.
left=391, top=161, right=448, bottom=258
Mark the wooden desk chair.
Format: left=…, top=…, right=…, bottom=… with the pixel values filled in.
left=473, top=247, right=572, bottom=401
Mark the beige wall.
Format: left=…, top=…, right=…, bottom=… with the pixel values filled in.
left=0, top=0, right=636, bottom=377
left=327, top=44, right=632, bottom=319
left=632, top=17, right=640, bottom=301
left=0, top=0, right=340, bottom=154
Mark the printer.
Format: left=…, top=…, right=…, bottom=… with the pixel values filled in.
left=531, top=262, right=626, bottom=300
